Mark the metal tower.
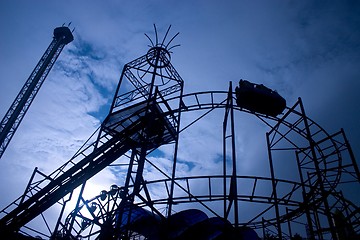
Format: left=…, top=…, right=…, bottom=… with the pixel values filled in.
left=0, top=25, right=184, bottom=238
left=0, top=25, right=359, bottom=239
left=0, top=25, right=74, bottom=159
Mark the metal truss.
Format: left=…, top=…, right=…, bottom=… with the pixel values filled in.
left=0, top=26, right=74, bottom=159
left=1, top=87, right=358, bottom=239
left=0, top=26, right=359, bottom=239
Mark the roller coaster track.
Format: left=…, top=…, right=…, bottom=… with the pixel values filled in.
left=62, top=175, right=359, bottom=237
left=0, top=91, right=358, bottom=238
left=162, top=91, right=347, bottom=187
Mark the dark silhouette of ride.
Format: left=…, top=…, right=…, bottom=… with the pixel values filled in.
left=235, top=79, right=286, bottom=117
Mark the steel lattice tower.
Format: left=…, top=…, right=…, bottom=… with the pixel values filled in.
left=0, top=25, right=358, bottom=239
left=0, top=25, right=184, bottom=238
left=0, top=25, right=74, bottom=159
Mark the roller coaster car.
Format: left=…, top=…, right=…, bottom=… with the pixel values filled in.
left=235, top=79, right=286, bottom=117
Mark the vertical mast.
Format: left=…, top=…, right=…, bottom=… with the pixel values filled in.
left=0, top=26, right=74, bottom=159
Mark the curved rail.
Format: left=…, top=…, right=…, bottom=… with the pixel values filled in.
left=0, top=90, right=349, bottom=238
left=160, top=91, right=343, bottom=188
left=64, top=173, right=358, bottom=237
left=63, top=175, right=310, bottom=235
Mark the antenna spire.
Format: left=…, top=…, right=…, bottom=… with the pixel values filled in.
left=145, top=24, right=180, bottom=53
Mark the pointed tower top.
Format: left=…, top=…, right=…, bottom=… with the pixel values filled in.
left=144, top=25, right=180, bottom=68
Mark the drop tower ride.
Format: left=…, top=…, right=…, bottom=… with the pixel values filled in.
left=0, top=25, right=74, bottom=159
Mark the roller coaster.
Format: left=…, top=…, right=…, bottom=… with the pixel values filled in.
left=0, top=26, right=359, bottom=239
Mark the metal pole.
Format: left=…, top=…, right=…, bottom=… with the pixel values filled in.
left=229, top=82, right=239, bottom=227
left=66, top=182, right=87, bottom=238
left=52, top=191, right=73, bottom=239
left=266, top=132, right=282, bottom=239
left=262, top=217, right=266, bottom=239
left=19, top=167, right=38, bottom=205
left=286, top=207, right=293, bottom=238
left=167, top=78, right=184, bottom=217
left=299, top=98, right=338, bottom=240
left=223, top=102, right=228, bottom=219
left=341, top=128, right=360, bottom=180
left=296, top=151, right=315, bottom=240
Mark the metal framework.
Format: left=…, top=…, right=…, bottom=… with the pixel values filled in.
left=0, top=25, right=74, bottom=159
left=0, top=26, right=359, bottom=239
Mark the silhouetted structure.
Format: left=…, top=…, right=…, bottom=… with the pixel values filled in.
left=0, top=25, right=74, bottom=159
left=235, top=79, right=286, bottom=117
left=0, top=25, right=359, bottom=240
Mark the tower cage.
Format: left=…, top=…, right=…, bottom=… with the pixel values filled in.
left=0, top=25, right=359, bottom=240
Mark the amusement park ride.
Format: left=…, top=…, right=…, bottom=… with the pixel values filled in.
left=0, top=25, right=359, bottom=239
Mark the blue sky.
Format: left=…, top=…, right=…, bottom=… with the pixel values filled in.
left=0, top=0, right=359, bottom=237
